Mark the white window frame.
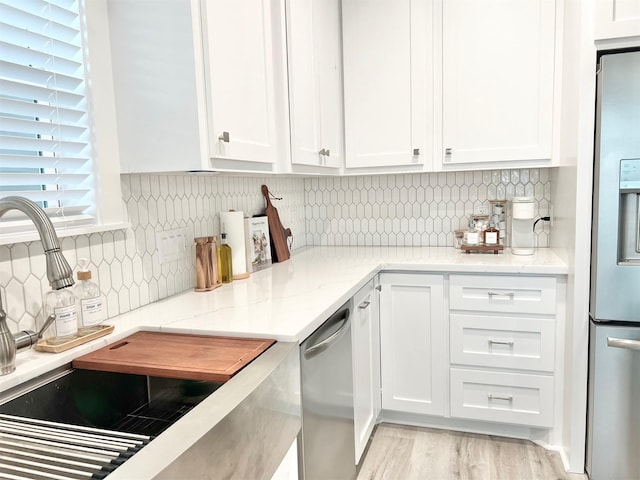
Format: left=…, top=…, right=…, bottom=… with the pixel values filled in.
left=0, top=0, right=127, bottom=246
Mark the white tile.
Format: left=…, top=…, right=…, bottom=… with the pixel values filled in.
left=122, top=257, right=134, bottom=288
left=23, top=275, right=43, bottom=318
left=10, top=243, right=30, bottom=283
left=130, top=175, right=142, bottom=199
left=140, top=175, right=151, bottom=200
left=110, top=262, right=123, bottom=291
left=118, top=288, right=131, bottom=314
left=102, top=231, right=115, bottom=264
left=27, top=242, right=46, bottom=280
left=107, top=290, right=119, bottom=318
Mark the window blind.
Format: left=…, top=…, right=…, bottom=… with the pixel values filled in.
left=0, top=0, right=94, bottom=234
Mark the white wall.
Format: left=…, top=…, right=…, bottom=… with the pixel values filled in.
left=552, top=0, right=597, bottom=472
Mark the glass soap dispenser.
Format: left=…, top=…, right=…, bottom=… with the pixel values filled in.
left=73, top=258, right=106, bottom=334
left=43, top=284, right=78, bottom=345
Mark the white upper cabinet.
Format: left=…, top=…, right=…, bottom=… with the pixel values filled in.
left=440, top=0, right=556, bottom=167
left=201, top=0, right=284, bottom=168
left=286, top=0, right=343, bottom=169
left=342, top=0, right=432, bottom=170
left=109, top=0, right=287, bottom=173
left=595, top=0, right=640, bottom=40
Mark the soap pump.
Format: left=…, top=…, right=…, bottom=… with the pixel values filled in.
left=73, top=258, right=106, bottom=334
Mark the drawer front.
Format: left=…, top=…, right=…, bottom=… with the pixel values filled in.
left=450, top=368, right=554, bottom=428
left=450, top=314, right=555, bottom=372
left=449, top=275, right=556, bottom=315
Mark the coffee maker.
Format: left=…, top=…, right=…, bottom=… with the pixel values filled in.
left=511, top=197, right=535, bottom=255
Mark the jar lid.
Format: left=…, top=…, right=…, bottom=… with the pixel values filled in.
left=77, top=270, right=92, bottom=280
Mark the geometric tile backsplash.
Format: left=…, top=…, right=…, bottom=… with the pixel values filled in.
left=0, top=168, right=551, bottom=334
left=0, top=174, right=306, bottom=334
left=305, top=168, right=552, bottom=247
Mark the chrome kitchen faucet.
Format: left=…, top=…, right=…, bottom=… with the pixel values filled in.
left=0, top=196, right=75, bottom=375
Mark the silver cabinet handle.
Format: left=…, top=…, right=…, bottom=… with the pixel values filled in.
left=607, top=337, right=640, bottom=351
left=375, top=285, right=382, bottom=292
left=218, top=131, right=230, bottom=143
left=488, top=394, right=513, bottom=402
left=445, top=147, right=452, bottom=155
left=318, top=148, right=326, bottom=156
left=488, top=339, right=514, bottom=347
left=413, top=148, right=420, bottom=155
left=488, top=291, right=515, bottom=300
left=358, top=300, right=371, bottom=310
left=325, top=149, right=330, bottom=157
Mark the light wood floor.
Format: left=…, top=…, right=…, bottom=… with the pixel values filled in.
left=357, top=424, right=587, bottom=480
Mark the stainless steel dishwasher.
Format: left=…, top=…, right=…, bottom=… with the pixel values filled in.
left=299, top=301, right=356, bottom=480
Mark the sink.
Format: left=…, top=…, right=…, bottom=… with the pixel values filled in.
left=0, top=341, right=301, bottom=480
left=0, top=368, right=222, bottom=436
left=0, top=367, right=222, bottom=478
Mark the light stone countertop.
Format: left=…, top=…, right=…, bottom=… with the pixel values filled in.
left=0, top=246, right=568, bottom=394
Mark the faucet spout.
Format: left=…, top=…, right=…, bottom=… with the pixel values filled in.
left=0, top=196, right=74, bottom=290
left=0, top=196, right=76, bottom=375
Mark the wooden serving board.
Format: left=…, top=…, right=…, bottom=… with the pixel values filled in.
left=461, top=244, right=504, bottom=254
left=262, top=185, right=291, bottom=263
left=72, top=332, right=276, bottom=383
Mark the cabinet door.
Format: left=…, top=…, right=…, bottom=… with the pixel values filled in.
left=595, top=0, right=640, bottom=40
left=351, top=280, right=380, bottom=464
left=380, top=273, right=445, bottom=416
left=286, top=0, right=343, bottom=168
left=201, top=0, right=279, bottom=164
left=342, top=0, right=432, bottom=169
left=441, top=0, right=555, bottom=166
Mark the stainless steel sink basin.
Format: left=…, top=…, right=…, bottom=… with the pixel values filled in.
left=0, top=368, right=222, bottom=436
left=0, top=367, right=222, bottom=478
left=0, top=342, right=301, bottom=480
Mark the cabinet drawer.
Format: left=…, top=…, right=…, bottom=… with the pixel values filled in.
left=449, top=275, right=556, bottom=315
left=450, top=368, right=554, bottom=428
left=450, top=314, right=555, bottom=372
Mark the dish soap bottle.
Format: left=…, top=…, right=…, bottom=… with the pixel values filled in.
left=218, top=233, right=233, bottom=283
left=43, top=285, right=78, bottom=345
left=73, top=258, right=106, bottom=334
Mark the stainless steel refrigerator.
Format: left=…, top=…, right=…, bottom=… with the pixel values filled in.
left=588, top=49, right=640, bottom=480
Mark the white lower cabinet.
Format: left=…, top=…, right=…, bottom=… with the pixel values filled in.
left=449, top=313, right=555, bottom=372
left=379, top=273, right=445, bottom=416
left=351, top=279, right=381, bottom=465
left=449, top=368, right=554, bottom=428
left=348, top=271, right=561, bottom=465
left=448, top=274, right=558, bottom=429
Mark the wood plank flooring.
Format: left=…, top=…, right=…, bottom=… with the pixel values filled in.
left=357, top=424, right=587, bottom=480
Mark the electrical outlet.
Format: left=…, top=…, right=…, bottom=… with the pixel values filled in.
left=478, top=205, right=489, bottom=215
left=156, top=228, right=188, bottom=264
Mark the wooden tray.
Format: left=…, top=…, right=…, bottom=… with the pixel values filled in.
left=72, top=331, right=276, bottom=383
left=35, top=325, right=115, bottom=353
left=461, top=244, right=504, bottom=254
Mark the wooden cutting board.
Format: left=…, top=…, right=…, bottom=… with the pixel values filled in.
left=262, top=184, right=291, bottom=262
left=72, top=332, right=276, bottom=383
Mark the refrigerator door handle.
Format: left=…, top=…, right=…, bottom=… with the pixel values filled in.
left=607, top=336, right=640, bottom=351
